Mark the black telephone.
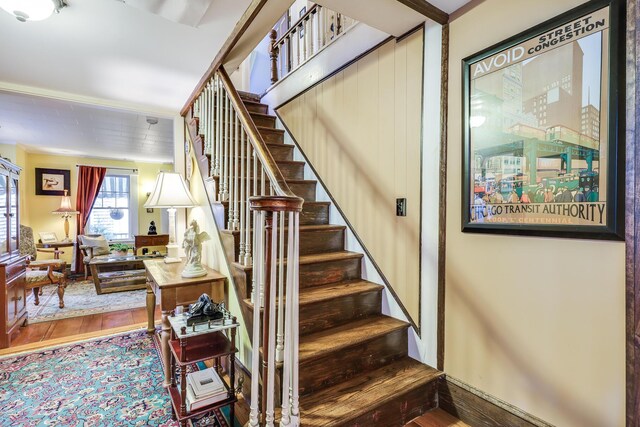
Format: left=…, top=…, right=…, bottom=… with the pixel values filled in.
left=187, top=294, right=225, bottom=326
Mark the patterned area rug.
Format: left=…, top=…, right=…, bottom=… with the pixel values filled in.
left=26, top=280, right=146, bottom=324
left=0, top=330, right=233, bottom=427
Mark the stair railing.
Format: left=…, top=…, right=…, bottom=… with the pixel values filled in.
left=191, top=66, right=304, bottom=427
left=269, top=5, right=357, bottom=84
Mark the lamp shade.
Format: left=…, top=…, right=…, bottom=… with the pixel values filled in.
left=52, top=189, right=79, bottom=215
left=144, top=172, right=197, bottom=208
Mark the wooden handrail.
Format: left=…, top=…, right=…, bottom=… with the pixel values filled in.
left=274, top=3, right=319, bottom=47
left=217, top=66, right=302, bottom=201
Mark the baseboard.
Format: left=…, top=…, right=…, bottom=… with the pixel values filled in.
left=438, top=376, right=554, bottom=427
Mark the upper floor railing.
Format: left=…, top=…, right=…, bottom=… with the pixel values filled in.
left=268, top=4, right=357, bottom=84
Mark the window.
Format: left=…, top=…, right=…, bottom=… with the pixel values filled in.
left=87, top=174, right=138, bottom=240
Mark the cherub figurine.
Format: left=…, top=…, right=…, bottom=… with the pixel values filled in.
left=181, top=219, right=210, bottom=278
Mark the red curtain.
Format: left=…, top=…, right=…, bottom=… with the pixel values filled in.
left=75, top=166, right=107, bottom=275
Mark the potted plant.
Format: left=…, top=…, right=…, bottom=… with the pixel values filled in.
left=110, top=243, right=131, bottom=256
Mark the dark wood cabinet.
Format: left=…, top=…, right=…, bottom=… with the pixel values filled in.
left=134, top=234, right=169, bottom=255
left=0, top=158, right=26, bottom=348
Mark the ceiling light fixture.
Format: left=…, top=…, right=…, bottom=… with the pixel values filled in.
left=146, top=117, right=158, bottom=125
left=0, top=0, right=67, bottom=22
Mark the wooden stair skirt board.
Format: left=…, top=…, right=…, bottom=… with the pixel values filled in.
left=190, top=91, right=443, bottom=426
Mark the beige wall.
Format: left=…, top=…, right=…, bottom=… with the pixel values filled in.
left=446, top=1, right=624, bottom=426
left=278, top=29, right=424, bottom=325
left=19, top=152, right=171, bottom=265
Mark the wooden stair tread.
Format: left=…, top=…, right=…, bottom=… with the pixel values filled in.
left=297, top=280, right=382, bottom=305
left=300, top=357, right=443, bottom=425
left=256, top=126, right=284, bottom=133
left=238, top=91, right=261, bottom=102
left=249, top=111, right=276, bottom=119
left=243, top=279, right=382, bottom=309
left=232, top=251, right=363, bottom=271
left=299, top=315, right=408, bottom=362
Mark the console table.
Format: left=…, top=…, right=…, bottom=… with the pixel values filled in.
left=144, top=258, right=226, bottom=387
left=134, top=234, right=169, bottom=255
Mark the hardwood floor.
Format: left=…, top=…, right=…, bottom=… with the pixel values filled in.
left=406, top=408, right=470, bottom=427
left=2, top=305, right=161, bottom=354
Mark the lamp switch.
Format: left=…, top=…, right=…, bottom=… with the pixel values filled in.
left=396, top=198, right=406, bottom=217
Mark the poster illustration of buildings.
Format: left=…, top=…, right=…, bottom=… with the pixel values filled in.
left=466, top=6, right=613, bottom=231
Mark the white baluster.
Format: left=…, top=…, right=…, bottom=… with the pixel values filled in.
left=239, top=127, right=246, bottom=262
left=222, top=91, right=230, bottom=201
left=248, top=210, right=265, bottom=427
left=280, top=210, right=295, bottom=427
left=290, top=211, right=300, bottom=426
left=276, top=211, right=285, bottom=362
left=265, top=211, right=278, bottom=427
left=244, top=141, right=253, bottom=266
left=215, top=77, right=222, bottom=178
left=228, top=107, right=236, bottom=230
left=232, top=114, right=240, bottom=230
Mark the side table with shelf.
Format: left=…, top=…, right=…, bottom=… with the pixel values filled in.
left=167, top=312, right=239, bottom=427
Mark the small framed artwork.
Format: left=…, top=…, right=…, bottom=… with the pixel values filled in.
left=35, top=168, right=71, bottom=196
left=461, top=0, right=625, bottom=240
left=38, top=231, right=58, bottom=244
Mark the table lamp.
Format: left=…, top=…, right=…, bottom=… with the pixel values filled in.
left=144, top=172, right=197, bottom=262
left=51, top=189, right=79, bottom=242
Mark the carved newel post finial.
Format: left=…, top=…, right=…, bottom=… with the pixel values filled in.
left=181, top=219, right=210, bottom=278
left=269, top=29, right=279, bottom=84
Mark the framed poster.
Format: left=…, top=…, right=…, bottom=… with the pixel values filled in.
left=462, top=0, right=625, bottom=240
left=35, top=168, right=70, bottom=196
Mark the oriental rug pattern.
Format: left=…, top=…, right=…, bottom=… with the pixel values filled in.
left=0, top=330, right=231, bottom=427
left=26, top=280, right=146, bottom=324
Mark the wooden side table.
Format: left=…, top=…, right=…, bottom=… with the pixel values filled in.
left=144, top=258, right=227, bottom=387
left=167, top=313, right=238, bottom=426
left=134, top=234, right=169, bottom=255
left=36, top=241, right=74, bottom=259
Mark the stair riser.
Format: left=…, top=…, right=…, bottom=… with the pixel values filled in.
left=266, top=144, right=294, bottom=161
left=279, top=162, right=304, bottom=180
left=224, top=227, right=345, bottom=258
left=299, top=328, right=408, bottom=396
left=234, top=256, right=362, bottom=298
left=300, top=290, right=382, bottom=335
left=207, top=157, right=302, bottom=180
left=300, top=257, right=362, bottom=287
left=210, top=113, right=275, bottom=129
left=244, top=103, right=268, bottom=114
left=220, top=202, right=329, bottom=228
left=252, top=114, right=276, bottom=128
left=210, top=102, right=269, bottom=115
left=260, top=128, right=285, bottom=144
left=289, top=181, right=316, bottom=202
left=340, top=380, right=438, bottom=427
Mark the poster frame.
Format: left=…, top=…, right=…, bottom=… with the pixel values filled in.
left=461, top=0, right=625, bottom=240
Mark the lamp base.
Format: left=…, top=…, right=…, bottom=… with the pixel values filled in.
left=166, top=244, right=180, bottom=259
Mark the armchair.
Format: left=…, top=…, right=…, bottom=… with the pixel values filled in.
left=19, top=225, right=67, bottom=308
left=77, top=234, right=111, bottom=279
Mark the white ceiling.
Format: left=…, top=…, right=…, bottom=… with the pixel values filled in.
left=0, top=0, right=251, bottom=162
left=0, top=0, right=251, bottom=115
left=0, top=90, right=174, bottom=163
left=429, top=0, right=472, bottom=14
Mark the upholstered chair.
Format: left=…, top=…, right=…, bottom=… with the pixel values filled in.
left=19, top=225, right=67, bottom=308
left=77, top=234, right=112, bottom=279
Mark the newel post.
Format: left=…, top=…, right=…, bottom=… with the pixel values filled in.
left=269, top=29, right=279, bottom=84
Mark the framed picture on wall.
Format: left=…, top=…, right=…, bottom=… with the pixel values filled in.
left=461, top=0, right=625, bottom=240
left=35, top=168, right=71, bottom=196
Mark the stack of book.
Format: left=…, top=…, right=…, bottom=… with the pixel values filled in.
left=186, top=368, right=227, bottom=412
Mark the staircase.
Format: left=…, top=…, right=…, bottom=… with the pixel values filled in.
left=188, top=84, right=442, bottom=426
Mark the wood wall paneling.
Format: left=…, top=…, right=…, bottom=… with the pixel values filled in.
left=278, top=30, right=424, bottom=326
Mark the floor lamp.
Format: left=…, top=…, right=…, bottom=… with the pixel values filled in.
left=144, top=172, right=197, bottom=262
left=51, top=189, right=79, bottom=242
